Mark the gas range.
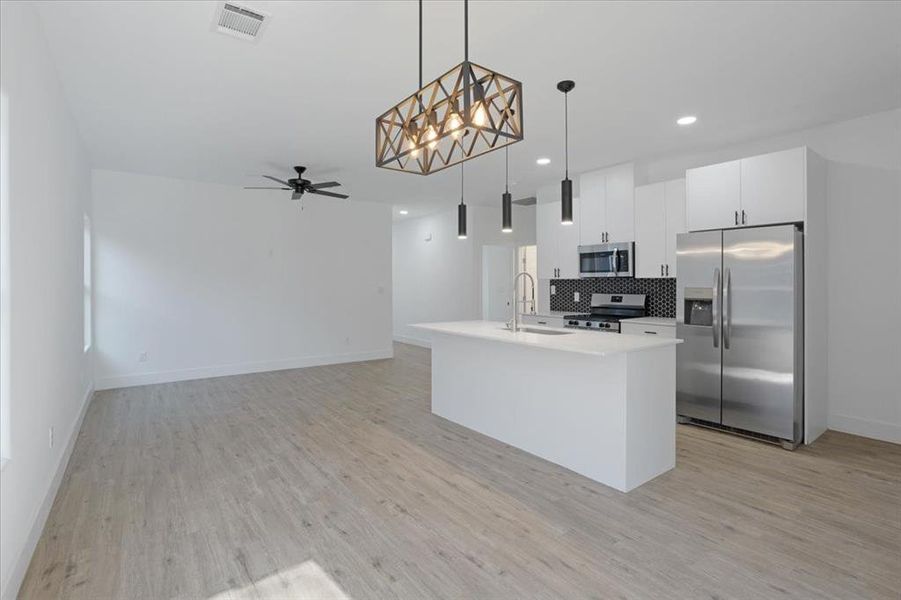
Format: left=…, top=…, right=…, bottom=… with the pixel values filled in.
left=564, top=293, right=648, bottom=333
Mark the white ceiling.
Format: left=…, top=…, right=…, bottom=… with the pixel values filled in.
left=35, top=1, right=901, bottom=219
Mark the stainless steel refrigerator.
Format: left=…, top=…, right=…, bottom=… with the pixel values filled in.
left=676, top=224, right=803, bottom=447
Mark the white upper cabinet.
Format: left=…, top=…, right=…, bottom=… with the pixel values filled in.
left=687, top=147, right=809, bottom=232
left=634, top=183, right=666, bottom=278
left=578, top=170, right=606, bottom=246
left=664, top=178, right=686, bottom=278
left=605, top=163, right=635, bottom=242
left=536, top=193, right=581, bottom=279
left=740, top=147, right=805, bottom=226
left=557, top=198, right=581, bottom=279
left=578, top=163, right=635, bottom=244
left=536, top=200, right=558, bottom=280
left=686, top=159, right=741, bottom=231
left=634, top=178, right=686, bottom=279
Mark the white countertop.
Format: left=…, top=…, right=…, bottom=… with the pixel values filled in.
left=413, top=320, right=681, bottom=358
left=621, top=317, right=677, bottom=327
left=519, top=310, right=571, bottom=318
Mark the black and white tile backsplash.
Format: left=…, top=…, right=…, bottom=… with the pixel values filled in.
left=549, top=278, right=676, bottom=317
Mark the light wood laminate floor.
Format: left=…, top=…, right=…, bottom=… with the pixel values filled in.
left=20, top=343, right=901, bottom=599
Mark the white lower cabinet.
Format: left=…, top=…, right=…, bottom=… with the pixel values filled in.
left=621, top=322, right=676, bottom=338
left=521, top=314, right=565, bottom=328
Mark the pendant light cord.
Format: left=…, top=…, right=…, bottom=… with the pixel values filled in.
left=464, top=0, right=469, bottom=62
left=460, top=163, right=465, bottom=205
left=505, top=146, right=509, bottom=193
left=564, top=91, right=569, bottom=179
left=419, top=0, right=423, bottom=89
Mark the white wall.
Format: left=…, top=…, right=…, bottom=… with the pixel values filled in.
left=0, top=3, right=94, bottom=598
left=393, top=204, right=536, bottom=346
left=634, top=108, right=901, bottom=443
left=91, top=170, right=393, bottom=389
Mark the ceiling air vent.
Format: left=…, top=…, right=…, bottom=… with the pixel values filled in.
left=212, top=2, right=270, bottom=42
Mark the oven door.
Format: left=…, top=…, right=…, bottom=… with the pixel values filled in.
left=579, top=243, right=634, bottom=278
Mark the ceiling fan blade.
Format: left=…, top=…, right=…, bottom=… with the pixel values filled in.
left=244, top=186, right=291, bottom=190
left=308, top=189, right=349, bottom=199
left=308, top=181, right=341, bottom=190
left=263, top=175, right=292, bottom=187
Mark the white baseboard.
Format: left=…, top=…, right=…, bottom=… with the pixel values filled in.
left=393, top=334, right=431, bottom=349
left=828, top=413, right=901, bottom=444
left=95, top=348, right=394, bottom=391
left=1, top=386, right=94, bottom=600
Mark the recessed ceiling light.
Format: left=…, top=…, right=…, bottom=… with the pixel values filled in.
left=536, top=157, right=551, bottom=166
left=677, top=115, right=697, bottom=126
left=399, top=209, right=408, bottom=215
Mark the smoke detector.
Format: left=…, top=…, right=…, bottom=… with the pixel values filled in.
left=212, top=2, right=270, bottom=42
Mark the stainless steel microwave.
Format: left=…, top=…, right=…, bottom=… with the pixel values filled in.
left=578, top=242, right=635, bottom=278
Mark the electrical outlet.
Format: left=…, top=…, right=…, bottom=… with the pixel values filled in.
left=574, top=291, right=580, bottom=302
left=344, top=336, right=350, bottom=345
left=139, top=352, right=148, bottom=363
left=49, top=426, right=54, bottom=449
left=550, top=285, right=556, bottom=295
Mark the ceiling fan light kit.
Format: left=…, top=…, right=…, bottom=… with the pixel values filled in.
left=375, top=0, right=523, bottom=176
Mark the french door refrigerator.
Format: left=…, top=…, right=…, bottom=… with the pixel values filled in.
left=676, top=224, right=803, bottom=447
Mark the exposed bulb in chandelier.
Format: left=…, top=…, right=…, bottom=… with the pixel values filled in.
left=406, top=121, right=420, bottom=157
left=471, top=103, right=488, bottom=127
left=448, top=116, right=462, bottom=139
left=425, top=125, right=438, bottom=150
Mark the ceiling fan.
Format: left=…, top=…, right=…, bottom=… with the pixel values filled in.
left=244, top=166, right=349, bottom=200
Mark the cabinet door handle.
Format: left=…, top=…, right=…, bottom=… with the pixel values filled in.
left=660, top=264, right=664, bottom=276
left=644, top=331, right=658, bottom=335
left=537, top=320, right=548, bottom=325
left=734, top=210, right=738, bottom=225
left=666, top=264, right=669, bottom=277
left=741, top=210, right=747, bottom=225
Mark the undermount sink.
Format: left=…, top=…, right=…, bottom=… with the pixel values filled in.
left=503, top=326, right=573, bottom=336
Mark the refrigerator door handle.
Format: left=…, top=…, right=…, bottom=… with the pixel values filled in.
left=723, top=267, right=732, bottom=349
left=712, top=268, right=721, bottom=348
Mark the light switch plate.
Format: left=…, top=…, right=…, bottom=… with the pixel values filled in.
left=574, top=292, right=580, bottom=302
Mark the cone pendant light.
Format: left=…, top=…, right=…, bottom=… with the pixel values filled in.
left=557, top=80, right=575, bottom=225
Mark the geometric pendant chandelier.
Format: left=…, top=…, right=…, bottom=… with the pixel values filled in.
left=375, top=0, right=523, bottom=176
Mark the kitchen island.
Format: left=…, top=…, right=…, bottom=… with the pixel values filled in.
left=413, top=321, right=681, bottom=492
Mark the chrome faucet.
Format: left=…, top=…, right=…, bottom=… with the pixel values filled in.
left=510, top=271, right=536, bottom=332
